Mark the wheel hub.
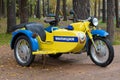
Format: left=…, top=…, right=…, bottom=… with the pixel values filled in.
left=16, top=39, right=30, bottom=63
left=96, top=46, right=106, bottom=57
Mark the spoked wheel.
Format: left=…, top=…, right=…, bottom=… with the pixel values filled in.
left=89, top=37, right=114, bottom=67
left=14, top=36, right=35, bottom=66
left=48, top=53, right=62, bottom=58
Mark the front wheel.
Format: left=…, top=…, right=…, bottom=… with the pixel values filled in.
left=88, top=37, right=114, bottom=67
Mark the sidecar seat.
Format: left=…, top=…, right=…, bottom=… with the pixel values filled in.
left=25, top=23, right=46, bottom=41
left=12, top=22, right=46, bottom=41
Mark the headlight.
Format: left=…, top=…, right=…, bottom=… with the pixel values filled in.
left=89, top=17, right=98, bottom=26
left=92, top=18, right=98, bottom=26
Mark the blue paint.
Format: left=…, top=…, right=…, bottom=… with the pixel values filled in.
left=91, top=29, right=109, bottom=37
left=85, top=29, right=109, bottom=55
left=45, top=26, right=58, bottom=32
left=54, top=36, right=78, bottom=42
left=67, top=25, right=74, bottom=30
left=11, top=30, right=39, bottom=51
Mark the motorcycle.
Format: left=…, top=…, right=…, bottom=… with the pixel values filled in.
left=10, top=13, right=114, bottom=67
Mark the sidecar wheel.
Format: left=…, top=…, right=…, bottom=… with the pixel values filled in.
left=14, top=35, right=35, bottom=66
left=48, top=53, right=62, bottom=58
left=89, top=37, right=114, bottom=67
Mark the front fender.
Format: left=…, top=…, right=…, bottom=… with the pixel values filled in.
left=86, top=29, right=109, bottom=55
left=11, top=30, right=39, bottom=51
left=91, top=29, right=109, bottom=37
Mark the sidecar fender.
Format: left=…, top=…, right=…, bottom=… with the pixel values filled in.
left=91, top=29, right=109, bottom=37
left=11, top=30, right=39, bottom=51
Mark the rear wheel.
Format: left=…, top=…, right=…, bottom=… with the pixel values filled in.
left=14, top=35, right=35, bottom=66
left=48, top=53, right=62, bottom=58
left=89, top=37, right=114, bottom=67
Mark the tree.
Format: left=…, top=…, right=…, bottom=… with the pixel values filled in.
left=36, top=0, right=41, bottom=18
left=102, top=0, right=106, bottom=22
left=0, top=0, right=5, bottom=18
left=42, top=0, right=46, bottom=17
left=87, top=0, right=90, bottom=17
left=7, top=0, right=16, bottom=33
left=73, top=0, right=89, bottom=20
left=107, top=0, right=115, bottom=42
left=47, top=0, right=50, bottom=15
left=55, top=0, right=60, bottom=25
left=29, top=3, right=33, bottom=17
left=98, top=0, right=101, bottom=19
left=115, top=0, right=119, bottom=28
left=19, top=0, right=29, bottom=23
left=63, top=0, right=67, bottom=21
left=0, top=0, right=2, bottom=19
left=94, top=0, right=97, bottom=17
left=2, top=0, right=5, bottom=17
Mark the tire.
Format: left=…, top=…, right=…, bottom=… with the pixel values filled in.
left=88, top=37, right=114, bottom=67
left=14, top=35, right=35, bottom=67
left=48, top=53, right=62, bottom=58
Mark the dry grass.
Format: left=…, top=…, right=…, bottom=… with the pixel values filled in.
left=114, top=28, right=120, bottom=45
left=0, top=18, right=7, bottom=33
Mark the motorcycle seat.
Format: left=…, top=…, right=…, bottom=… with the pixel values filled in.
left=44, top=19, right=58, bottom=26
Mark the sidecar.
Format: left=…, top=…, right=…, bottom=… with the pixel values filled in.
left=10, top=22, right=86, bottom=66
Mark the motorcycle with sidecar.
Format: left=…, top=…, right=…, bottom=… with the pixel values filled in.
left=10, top=14, right=114, bottom=67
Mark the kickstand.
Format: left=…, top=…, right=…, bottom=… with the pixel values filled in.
left=42, top=54, right=46, bottom=68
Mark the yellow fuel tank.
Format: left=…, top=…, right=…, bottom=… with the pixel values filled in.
left=70, top=22, right=86, bottom=32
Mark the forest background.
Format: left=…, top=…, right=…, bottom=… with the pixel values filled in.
left=0, top=0, right=119, bottom=45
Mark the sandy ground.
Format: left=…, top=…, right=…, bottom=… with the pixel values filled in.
left=0, top=45, right=120, bottom=80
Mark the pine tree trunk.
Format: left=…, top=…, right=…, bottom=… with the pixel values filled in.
left=47, top=0, right=50, bottom=15
left=115, top=0, right=119, bottom=28
left=55, top=0, right=60, bottom=25
left=63, top=0, right=67, bottom=21
left=42, top=0, right=46, bottom=17
left=0, top=0, right=2, bottom=19
left=94, top=0, right=97, bottom=17
left=102, top=0, right=106, bottom=22
left=7, top=0, right=16, bottom=33
left=73, top=0, right=89, bottom=20
left=29, top=4, right=32, bottom=17
left=107, top=0, right=115, bottom=42
left=98, top=0, right=101, bottom=19
left=19, top=0, right=29, bottom=23
left=87, top=0, right=90, bottom=17
left=1, top=0, right=5, bottom=17
left=36, top=0, right=41, bottom=18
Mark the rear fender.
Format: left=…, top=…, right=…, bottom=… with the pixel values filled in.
left=11, top=30, right=39, bottom=51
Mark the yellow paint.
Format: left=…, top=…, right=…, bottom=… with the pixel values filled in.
left=32, top=29, right=86, bottom=55
left=32, top=21, right=94, bottom=55
left=70, top=21, right=93, bottom=39
left=70, top=22, right=86, bottom=32
left=21, top=28, right=26, bottom=30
